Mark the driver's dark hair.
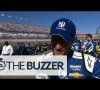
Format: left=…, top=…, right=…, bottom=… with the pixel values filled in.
left=86, top=34, right=92, bottom=38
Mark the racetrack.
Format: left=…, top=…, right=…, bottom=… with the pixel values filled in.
left=0, top=39, right=51, bottom=43
left=0, top=39, right=51, bottom=47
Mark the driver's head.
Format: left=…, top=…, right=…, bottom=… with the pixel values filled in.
left=50, top=18, right=76, bottom=55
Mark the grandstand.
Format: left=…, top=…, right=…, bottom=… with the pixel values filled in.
left=0, top=21, right=87, bottom=40
left=0, top=22, right=50, bottom=39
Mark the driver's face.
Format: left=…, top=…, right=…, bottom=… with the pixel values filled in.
left=51, top=35, right=73, bottom=55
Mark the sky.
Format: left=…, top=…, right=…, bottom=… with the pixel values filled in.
left=0, top=11, right=100, bottom=34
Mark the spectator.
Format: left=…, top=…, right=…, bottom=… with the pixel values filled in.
left=1, top=41, right=13, bottom=56
left=14, top=42, right=21, bottom=55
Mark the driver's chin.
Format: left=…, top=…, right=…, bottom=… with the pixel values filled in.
left=53, top=50, right=67, bottom=55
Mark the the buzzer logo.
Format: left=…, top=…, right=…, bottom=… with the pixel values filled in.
left=0, top=60, right=6, bottom=71
left=0, top=56, right=67, bottom=76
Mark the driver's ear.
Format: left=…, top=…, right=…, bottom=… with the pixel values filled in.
left=69, top=38, right=75, bottom=45
left=72, top=38, right=76, bottom=43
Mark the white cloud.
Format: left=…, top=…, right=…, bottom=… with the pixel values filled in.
left=19, top=18, right=23, bottom=19
left=1, top=14, right=5, bottom=16
left=8, top=15, right=12, bottom=18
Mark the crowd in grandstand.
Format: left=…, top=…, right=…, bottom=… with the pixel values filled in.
left=0, top=32, right=49, bottom=39
left=0, top=22, right=50, bottom=39
left=0, top=22, right=50, bottom=33
left=0, top=22, right=86, bottom=39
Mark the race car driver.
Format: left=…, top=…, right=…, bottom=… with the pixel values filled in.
left=36, top=18, right=100, bottom=79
